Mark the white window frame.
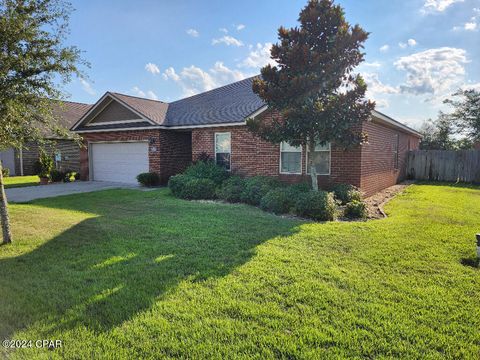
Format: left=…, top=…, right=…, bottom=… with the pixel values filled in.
left=279, top=141, right=302, bottom=175
left=214, top=132, right=231, bottom=171
left=306, top=142, right=331, bottom=176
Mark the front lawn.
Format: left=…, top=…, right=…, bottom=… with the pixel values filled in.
left=0, top=184, right=479, bottom=359
left=3, top=175, right=40, bottom=189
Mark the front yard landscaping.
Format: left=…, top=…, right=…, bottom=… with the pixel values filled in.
left=3, top=176, right=40, bottom=189
left=0, top=183, right=479, bottom=359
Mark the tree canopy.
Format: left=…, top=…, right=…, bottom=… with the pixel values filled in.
left=247, top=0, right=374, bottom=190
left=0, top=0, right=86, bottom=151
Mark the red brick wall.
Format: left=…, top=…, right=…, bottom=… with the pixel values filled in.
left=78, top=118, right=420, bottom=196
left=192, top=124, right=363, bottom=189
left=158, top=131, right=192, bottom=183
left=360, top=121, right=420, bottom=196
left=80, top=129, right=191, bottom=183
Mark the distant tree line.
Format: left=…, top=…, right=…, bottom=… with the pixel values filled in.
left=419, top=89, right=480, bottom=150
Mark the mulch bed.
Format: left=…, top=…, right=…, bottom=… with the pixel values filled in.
left=364, top=181, right=414, bottom=219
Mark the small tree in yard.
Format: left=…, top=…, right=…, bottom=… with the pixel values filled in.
left=247, top=0, right=375, bottom=191
left=444, top=89, right=480, bottom=143
left=0, top=0, right=86, bottom=244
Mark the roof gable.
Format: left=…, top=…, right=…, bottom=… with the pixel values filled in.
left=71, top=92, right=166, bottom=131
left=89, top=98, right=142, bottom=124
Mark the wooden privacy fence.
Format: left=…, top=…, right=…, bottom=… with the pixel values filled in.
left=407, top=150, right=480, bottom=182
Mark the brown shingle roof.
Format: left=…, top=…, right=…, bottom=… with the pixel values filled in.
left=47, top=101, right=92, bottom=138
left=110, top=92, right=169, bottom=125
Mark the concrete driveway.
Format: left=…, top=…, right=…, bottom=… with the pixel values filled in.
left=6, top=181, right=141, bottom=203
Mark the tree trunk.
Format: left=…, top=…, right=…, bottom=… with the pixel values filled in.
left=0, top=161, right=12, bottom=244
left=308, top=141, right=319, bottom=191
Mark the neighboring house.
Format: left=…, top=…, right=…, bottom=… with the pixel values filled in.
left=4, top=101, right=91, bottom=176
left=71, top=77, right=421, bottom=196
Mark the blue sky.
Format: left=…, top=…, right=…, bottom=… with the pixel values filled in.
left=64, top=0, right=480, bottom=129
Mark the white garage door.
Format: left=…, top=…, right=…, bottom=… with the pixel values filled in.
left=91, top=142, right=149, bottom=183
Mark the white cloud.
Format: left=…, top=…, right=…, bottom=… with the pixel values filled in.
left=145, top=63, right=160, bottom=75
left=212, top=35, right=244, bottom=47
left=146, top=90, right=159, bottom=100
left=362, top=73, right=398, bottom=95
left=239, top=42, right=276, bottom=69
left=219, top=28, right=228, bottom=34
left=422, top=0, right=464, bottom=13
left=394, top=47, right=468, bottom=96
left=186, top=29, right=199, bottom=37
left=360, top=73, right=399, bottom=109
left=163, top=62, right=248, bottom=97
left=462, top=82, right=480, bottom=91
left=399, top=39, right=417, bottom=49
left=162, top=67, right=180, bottom=81
left=132, top=86, right=158, bottom=100
left=379, top=44, right=389, bottom=52
left=80, top=79, right=96, bottom=96
left=408, top=39, right=417, bottom=46
left=236, top=24, right=246, bottom=31
left=464, top=21, right=478, bottom=30
left=132, top=86, right=146, bottom=97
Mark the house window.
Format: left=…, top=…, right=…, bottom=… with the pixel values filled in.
left=215, top=132, right=231, bottom=170
left=306, top=142, right=331, bottom=175
left=393, top=134, right=399, bottom=169
left=280, top=141, right=302, bottom=174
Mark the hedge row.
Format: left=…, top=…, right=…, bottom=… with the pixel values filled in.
left=168, top=161, right=366, bottom=221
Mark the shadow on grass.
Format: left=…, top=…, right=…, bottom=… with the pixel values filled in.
left=0, top=189, right=301, bottom=340
left=461, top=257, right=479, bottom=269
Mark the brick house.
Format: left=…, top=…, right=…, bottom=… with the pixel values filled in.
left=71, top=77, right=421, bottom=196
left=1, top=101, right=91, bottom=176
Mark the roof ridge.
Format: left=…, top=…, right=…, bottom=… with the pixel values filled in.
left=53, top=99, right=92, bottom=106
left=110, top=92, right=168, bottom=104
left=169, top=75, right=260, bottom=104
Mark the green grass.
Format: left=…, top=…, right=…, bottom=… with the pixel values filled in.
left=0, top=183, right=479, bottom=359
left=3, top=176, right=40, bottom=189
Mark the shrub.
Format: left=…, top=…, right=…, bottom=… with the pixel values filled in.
left=62, top=169, right=77, bottom=183
left=216, top=176, right=245, bottom=203
left=332, top=183, right=362, bottom=204
left=183, top=161, right=229, bottom=185
left=260, top=188, right=292, bottom=214
left=137, top=172, right=160, bottom=187
left=50, top=169, right=66, bottom=182
left=286, top=182, right=311, bottom=197
left=168, top=174, right=189, bottom=197
left=240, top=176, right=280, bottom=206
left=169, top=175, right=217, bottom=200
left=293, top=191, right=337, bottom=221
left=35, top=152, right=54, bottom=179
left=344, top=200, right=368, bottom=219
left=74, top=172, right=81, bottom=180
left=1, top=167, right=10, bottom=177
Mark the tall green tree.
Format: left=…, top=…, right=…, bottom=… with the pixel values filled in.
left=247, top=0, right=374, bottom=190
left=419, top=113, right=455, bottom=150
left=0, top=0, right=86, bottom=244
left=444, top=89, right=480, bottom=143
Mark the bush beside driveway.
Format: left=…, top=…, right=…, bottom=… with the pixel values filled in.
left=0, top=184, right=479, bottom=359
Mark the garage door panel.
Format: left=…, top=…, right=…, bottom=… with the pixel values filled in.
left=91, top=142, right=149, bottom=184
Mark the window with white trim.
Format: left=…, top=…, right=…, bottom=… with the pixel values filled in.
left=306, top=142, right=331, bottom=175
left=215, top=132, right=231, bottom=171
left=280, top=141, right=302, bottom=174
